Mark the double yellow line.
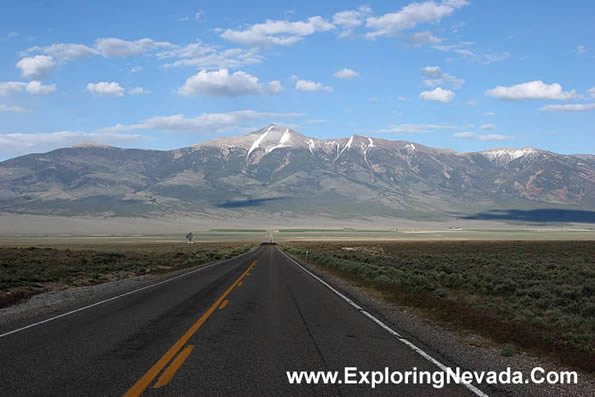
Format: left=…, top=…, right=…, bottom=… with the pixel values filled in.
left=124, top=260, right=257, bottom=396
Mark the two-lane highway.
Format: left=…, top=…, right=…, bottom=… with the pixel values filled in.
left=0, top=244, right=486, bottom=396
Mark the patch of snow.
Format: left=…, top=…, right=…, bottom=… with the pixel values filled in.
left=405, top=143, right=415, bottom=152
left=279, top=129, right=291, bottom=145
left=307, top=139, right=316, bottom=154
left=481, top=147, right=537, bottom=163
left=247, top=126, right=273, bottom=157
left=338, top=135, right=354, bottom=157
left=265, top=144, right=291, bottom=153
left=364, top=138, right=375, bottom=155
left=265, top=128, right=294, bottom=153
left=345, top=135, right=354, bottom=149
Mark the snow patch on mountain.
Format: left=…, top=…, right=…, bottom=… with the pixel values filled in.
left=339, top=135, right=354, bottom=157
left=307, top=139, right=316, bottom=154
left=265, top=129, right=293, bottom=153
left=247, top=126, right=273, bottom=157
left=279, top=129, right=291, bottom=145
left=481, top=147, right=538, bottom=164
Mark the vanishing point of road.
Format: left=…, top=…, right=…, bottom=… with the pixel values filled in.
left=0, top=244, right=488, bottom=396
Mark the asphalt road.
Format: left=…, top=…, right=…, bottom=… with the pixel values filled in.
left=0, top=244, right=485, bottom=396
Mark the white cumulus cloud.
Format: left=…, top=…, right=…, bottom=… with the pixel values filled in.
left=295, top=78, right=333, bottom=92
left=333, top=68, right=359, bottom=79
left=407, top=31, right=443, bottom=47
left=23, top=43, right=98, bottom=60
left=128, top=87, right=151, bottom=95
left=220, top=16, right=334, bottom=46
left=95, top=38, right=172, bottom=57
left=0, top=81, right=56, bottom=96
left=25, top=81, right=56, bottom=95
left=365, top=0, right=468, bottom=38
left=16, top=55, right=57, bottom=80
left=0, top=82, right=27, bottom=96
left=159, top=43, right=262, bottom=69
left=332, top=6, right=372, bottom=37
left=86, top=82, right=125, bottom=96
left=177, top=69, right=282, bottom=97
left=419, top=87, right=455, bottom=103
left=421, top=66, right=463, bottom=89
left=479, top=123, right=496, bottom=130
left=485, top=80, right=577, bottom=101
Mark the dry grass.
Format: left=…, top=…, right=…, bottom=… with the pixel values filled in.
left=0, top=242, right=253, bottom=308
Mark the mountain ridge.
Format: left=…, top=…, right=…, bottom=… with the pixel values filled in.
left=31, top=123, right=584, bottom=158
left=1, top=124, right=593, bottom=219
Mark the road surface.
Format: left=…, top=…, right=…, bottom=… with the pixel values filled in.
left=0, top=244, right=487, bottom=396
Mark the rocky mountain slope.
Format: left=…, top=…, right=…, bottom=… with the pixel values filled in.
left=1, top=125, right=593, bottom=219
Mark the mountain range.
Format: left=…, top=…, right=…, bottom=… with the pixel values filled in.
left=1, top=125, right=593, bottom=221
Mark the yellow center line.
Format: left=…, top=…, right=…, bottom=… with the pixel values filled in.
left=123, top=260, right=257, bottom=397
left=153, top=345, right=195, bottom=388
left=218, top=299, right=229, bottom=310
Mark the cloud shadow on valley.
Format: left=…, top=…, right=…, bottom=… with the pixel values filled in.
left=461, top=209, right=595, bottom=223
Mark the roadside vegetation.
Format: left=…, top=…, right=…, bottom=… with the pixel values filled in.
left=0, top=242, right=252, bottom=308
left=283, top=241, right=595, bottom=372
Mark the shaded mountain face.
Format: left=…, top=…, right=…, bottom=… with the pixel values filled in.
left=1, top=125, right=593, bottom=219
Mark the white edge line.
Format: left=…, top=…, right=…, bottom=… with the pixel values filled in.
left=0, top=248, right=258, bottom=339
left=281, top=250, right=489, bottom=397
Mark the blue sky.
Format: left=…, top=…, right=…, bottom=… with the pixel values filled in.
left=0, top=0, right=593, bottom=160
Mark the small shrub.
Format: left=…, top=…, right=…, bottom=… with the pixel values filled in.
left=501, top=343, right=516, bottom=357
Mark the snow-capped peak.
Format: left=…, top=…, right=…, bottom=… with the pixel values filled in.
left=265, top=129, right=294, bottom=153
left=481, top=147, right=538, bottom=164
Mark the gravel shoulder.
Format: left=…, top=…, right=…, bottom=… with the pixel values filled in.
left=291, top=254, right=595, bottom=397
